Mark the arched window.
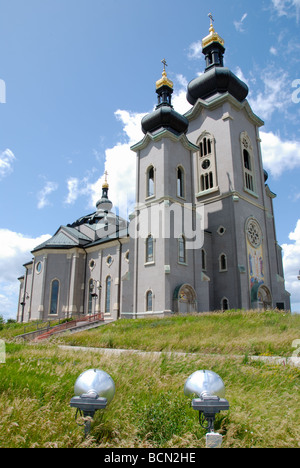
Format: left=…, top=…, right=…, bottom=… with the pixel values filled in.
left=146, top=235, right=154, bottom=263
left=197, top=133, right=218, bottom=195
left=105, top=276, right=111, bottom=314
left=50, top=279, right=59, bottom=315
left=241, top=133, right=256, bottom=195
left=221, top=298, right=229, bottom=311
left=199, top=137, right=212, bottom=157
left=177, top=166, right=184, bottom=198
left=147, top=165, right=155, bottom=197
left=88, top=279, right=94, bottom=315
left=146, top=290, right=153, bottom=312
left=243, top=149, right=254, bottom=192
left=178, top=235, right=186, bottom=264
left=219, top=253, right=227, bottom=272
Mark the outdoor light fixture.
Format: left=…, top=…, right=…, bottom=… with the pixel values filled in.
left=184, top=370, right=229, bottom=448
left=70, top=369, right=115, bottom=436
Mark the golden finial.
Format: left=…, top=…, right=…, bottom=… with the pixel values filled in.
left=102, top=170, right=109, bottom=189
left=202, top=14, right=225, bottom=48
left=156, top=58, right=173, bottom=90
left=208, top=13, right=215, bottom=33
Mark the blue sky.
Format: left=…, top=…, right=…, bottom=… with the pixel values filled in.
left=0, top=0, right=300, bottom=319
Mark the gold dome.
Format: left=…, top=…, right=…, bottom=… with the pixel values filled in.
left=202, top=14, right=225, bottom=49
left=156, top=59, right=173, bottom=90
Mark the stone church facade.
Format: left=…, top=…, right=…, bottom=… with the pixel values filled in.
left=17, top=22, right=290, bottom=323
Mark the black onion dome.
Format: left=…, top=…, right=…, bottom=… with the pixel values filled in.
left=142, top=64, right=189, bottom=135
left=187, top=20, right=249, bottom=105
left=141, top=105, right=189, bottom=135
left=187, top=67, right=249, bottom=105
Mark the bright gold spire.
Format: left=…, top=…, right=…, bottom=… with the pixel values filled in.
left=202, top=13, right=225, bottom=49
left=156, top=58, right=173, bottom=90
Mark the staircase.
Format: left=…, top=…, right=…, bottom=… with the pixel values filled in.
left=16, top=313, right=106, bottom=342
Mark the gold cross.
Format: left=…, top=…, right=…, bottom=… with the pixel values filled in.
left=208, top=13, right=214, bottom=25
left=104, top=170, right=108, bottom=183
left=161, top=58, right=168, bottom=72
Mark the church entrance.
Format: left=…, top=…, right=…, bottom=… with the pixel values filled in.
left=173, top=284, right=197, bottom=314
left=251, top=283, right=272, bottom=310
left=257, top=285, right=272, bottom=310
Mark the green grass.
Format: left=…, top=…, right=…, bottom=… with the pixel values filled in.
left=54, top=310, right=300, bottom=357
left=0, top=310, right=299, bottom=448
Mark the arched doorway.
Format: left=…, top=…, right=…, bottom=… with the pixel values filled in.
left=251, top=282, right=272, bottom=310
left=173, top=284, right=197, bottom=314
left=257, top=285, right=272, bottom=310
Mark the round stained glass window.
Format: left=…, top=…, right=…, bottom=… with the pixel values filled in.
left=246, top=218, right=262, bottom=248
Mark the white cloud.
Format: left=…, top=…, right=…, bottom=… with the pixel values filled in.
left=270, top=46, right=278, bottom=55
left=93, top=109, right=145, bottom=217
left=248, top=68, right=290, bottom=120
left=282, top=219, right=300, bottom=312
left=0, top=149, right=15, bottom=179
left=37, top=181, right=58, bottom=209
left=0, top=229, right=51, bottom=320
left=188, top=40, right=203, bottom=60
left=260, top=131, right=300, bottom=177
left=234, top=13, right=248, bottom=32
left=64, top=176, right=92, bottom=206
left=272, top=0, right=300, bottom=21
left=63, top=110, right=145, bottom=218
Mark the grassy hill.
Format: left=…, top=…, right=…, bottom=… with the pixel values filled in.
left=55, top=310, right=300, bottom=357
left=0, top=310, right=299, bottom=448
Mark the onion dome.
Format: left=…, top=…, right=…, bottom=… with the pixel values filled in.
left=96, top=171, right=113, bottom=213
left=187, top=15, right=248, bottom=105
left=142, top=59, right=189, bottom=135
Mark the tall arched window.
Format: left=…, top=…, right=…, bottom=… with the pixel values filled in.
left=105, top=276, right=111, bottom=314
left=241, top=132, right=256, bottom=195
left=146, top=234, right=154, bottom=263
left=177, top=166, right=185, bottom=198
left=178, top=235, right=186, bottom=264
left=197, top=133, right=218, bottom=195
left=50, top=279, right=59, bottom=315
left=88, top=279, right=94, bottom=315
left=146, top=290, right=153, bottom=312
left=221, top=298, right=229, bottom=311
left=147, top=165, right=155, bottom=197
left=219, top=253, right=227, bottom=272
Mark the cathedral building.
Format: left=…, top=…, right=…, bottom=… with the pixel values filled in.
left=17, top=21, right=290, bottom=323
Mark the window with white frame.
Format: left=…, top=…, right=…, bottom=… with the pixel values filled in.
left=178, top=235, right=186, bottom=264
left=197, top=132, right=218, bottom=195
left=241, top=132, right=256, bottom=195
left=219, top=253, right=227, bottom=272
left=146, top=290, right=153, bottom=312
left=177, top=166, right=185, bottom=198
left=146, top=165, right=155, bottom=198
left=105, top=276, right=111, bottom=313
left=145, top=234, right=154, bottom=263
left=88, top=278, right=94, bottom=315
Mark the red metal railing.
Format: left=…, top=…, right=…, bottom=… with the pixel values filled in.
left=16, top=313, right=104, bottom=342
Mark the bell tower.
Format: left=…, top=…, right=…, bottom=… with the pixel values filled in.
left=130, top=61, right=203, bottom=317
left=185, top=16, right=290, bottom=311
